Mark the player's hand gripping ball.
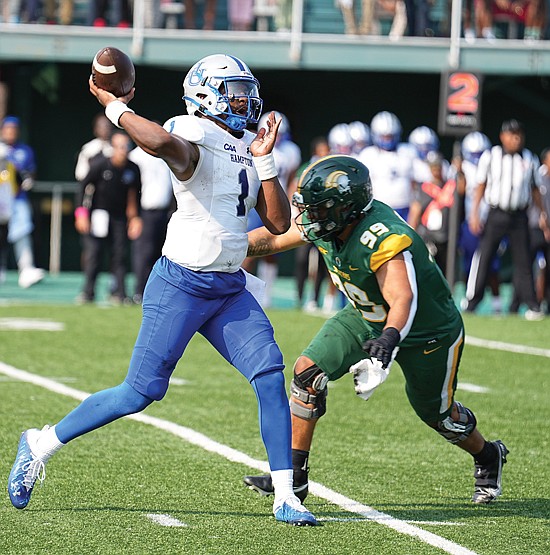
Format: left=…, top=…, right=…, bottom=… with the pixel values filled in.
left=91, top=47, right=135, bottom=97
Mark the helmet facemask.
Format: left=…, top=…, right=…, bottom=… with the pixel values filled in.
left=293, top=195, right=363, bottom=241
left=183, top=55, right=263, bottom=132
left=292, top=155, right=373, bottom=242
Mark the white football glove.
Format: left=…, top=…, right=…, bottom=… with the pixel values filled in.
left=349, top=357, right=391, bottom=401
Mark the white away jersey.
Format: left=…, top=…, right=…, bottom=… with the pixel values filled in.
left=161, top=116, right=261, bottom=272
left=358, top=144, right=415, bottom=210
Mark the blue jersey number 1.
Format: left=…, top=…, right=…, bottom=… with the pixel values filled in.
left=236, top=169, right=249, bottom=216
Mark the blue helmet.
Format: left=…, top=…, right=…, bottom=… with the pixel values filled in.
left=183, top=54, right=262, bottom=132
left=370, top=111, right=401, bottom=151
left=462, top=132, right=491, bottom=164
left=408, top=126, right=440, bottom=161
left=348, top=121, right=371, bottom=154
left=327, top=123, right=354, bottom=154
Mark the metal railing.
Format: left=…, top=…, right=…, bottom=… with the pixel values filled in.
left=32, top=181, right=78, bottom=275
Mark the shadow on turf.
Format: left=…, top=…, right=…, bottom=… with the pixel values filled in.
left=17, top=498, right=549, bottom=523
left=363, top=499, right=550, bottom=521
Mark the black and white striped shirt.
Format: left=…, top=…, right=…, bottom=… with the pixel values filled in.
left=476, top=146, right=539, bottom=211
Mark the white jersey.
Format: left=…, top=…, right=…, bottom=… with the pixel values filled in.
left=161, top=116, right=261, bottom=273
left=273, top=139, right=301, bottom=191
left=358, top=143, right=415, bottom=210
left=129, top=147, right=173, bottom=210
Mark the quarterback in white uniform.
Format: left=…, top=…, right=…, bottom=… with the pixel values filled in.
left=8, top=54, right=317, bottom=527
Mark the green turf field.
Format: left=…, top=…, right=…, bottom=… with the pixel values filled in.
left=1, top=294, right=549, bottom=554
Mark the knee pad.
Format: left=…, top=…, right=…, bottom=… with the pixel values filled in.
left=436, top=401, right=477, bottom=444
left=290, top=364, right=328, bottom=420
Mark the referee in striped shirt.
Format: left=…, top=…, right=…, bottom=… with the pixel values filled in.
left=465, top=119, right=549, bottom=319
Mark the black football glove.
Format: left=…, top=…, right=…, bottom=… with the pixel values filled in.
left=362, top=327, right=400, bottom=369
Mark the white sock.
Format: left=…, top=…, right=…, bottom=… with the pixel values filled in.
left=33, top=425, right=65, bottom=461
left=271, top=469, right=294, bottom=506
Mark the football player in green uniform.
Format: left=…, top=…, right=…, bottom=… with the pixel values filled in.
left=243, top=155, right=508, bottom=505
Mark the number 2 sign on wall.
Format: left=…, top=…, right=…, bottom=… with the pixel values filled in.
left=438, top=71, right=483, bottom=138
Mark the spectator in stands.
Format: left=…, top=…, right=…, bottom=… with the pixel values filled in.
left=43, top=0, right=74, bottom=24
left=464, top=119, right=548, bottom=320
left=17, top=0, right=41, bottom=22
left=472, top=0, right=546, bottom=40
left=75, top=114, right=114, bottom=182
left=184, top=0, right=217, bottom=29
left=228, top=0, right=255, bottom=30
left=274, top=0, right=292, bottom=31
left=88, top=0, right=131, bottom=27
left=336, top=0, right=406, bottom=37
left=1, top=116, right=45, bottom=288
left=75, top=131, right=142, bottom=304
left=1, top=0, right=21, bottom=22
left=128, top=145, right=173, bottom=304
left=403, top=0, right=431, bottom=36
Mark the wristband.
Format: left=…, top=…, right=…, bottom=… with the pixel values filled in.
left=74, top=206, right=89, bottom=219
left=105, top=100, right=135, bottom=129
left=253, top=153, right=278, bottom=181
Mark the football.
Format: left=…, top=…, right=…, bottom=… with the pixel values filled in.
left=91, top=47, right=135, bottom=97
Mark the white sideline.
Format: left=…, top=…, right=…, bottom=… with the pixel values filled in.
left=1, top=361, right=477, bottom=555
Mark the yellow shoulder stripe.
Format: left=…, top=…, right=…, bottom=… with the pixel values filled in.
left=370, top=234, right=413, bottom=272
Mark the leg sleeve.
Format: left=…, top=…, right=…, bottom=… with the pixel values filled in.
left=55, top=382, right=153, bottom=443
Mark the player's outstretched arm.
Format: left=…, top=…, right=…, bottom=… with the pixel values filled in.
left=89, top=78, right=199, bottom=181
left=247, top=219, right=304, bottom=257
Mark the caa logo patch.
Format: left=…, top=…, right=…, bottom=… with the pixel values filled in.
left=224, top=144, right=236, bottom=152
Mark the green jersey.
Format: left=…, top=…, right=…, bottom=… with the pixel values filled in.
left=314, top=200, right=462, bottom=346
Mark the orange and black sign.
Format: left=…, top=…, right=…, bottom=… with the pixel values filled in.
left=438, top=71, right=483, bottom=137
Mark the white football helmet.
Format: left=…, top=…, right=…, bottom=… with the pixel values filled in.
left=348, top=121, right=371, bottom=154
left=462, top=132, right=491, bottom=164
left=258, top=110, right=290, bottom=141
left=408, top=126, right=440, bottom=160
left=183, top=54, right=262, bottom=132
left=328, top=123, right=354, bottom=154
left=370, top=111, right=401, bottom=151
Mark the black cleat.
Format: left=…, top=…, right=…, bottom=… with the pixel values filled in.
left=472, top=440, right=509, bottom=504
left=243, top=473, right=309, bottom=502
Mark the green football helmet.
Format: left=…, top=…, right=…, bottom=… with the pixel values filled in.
left=292, top=155, right=373, bottom=242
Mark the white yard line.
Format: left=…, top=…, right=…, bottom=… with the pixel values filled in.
left=0, top=360, right=478, bottom=555
left=145, top=513, right=188, bottom=527
left=458, top=383, right=490, bottom=394
left=0, top=318, right=65, bottom=331
left=465, top=335, right=550, bottom=358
